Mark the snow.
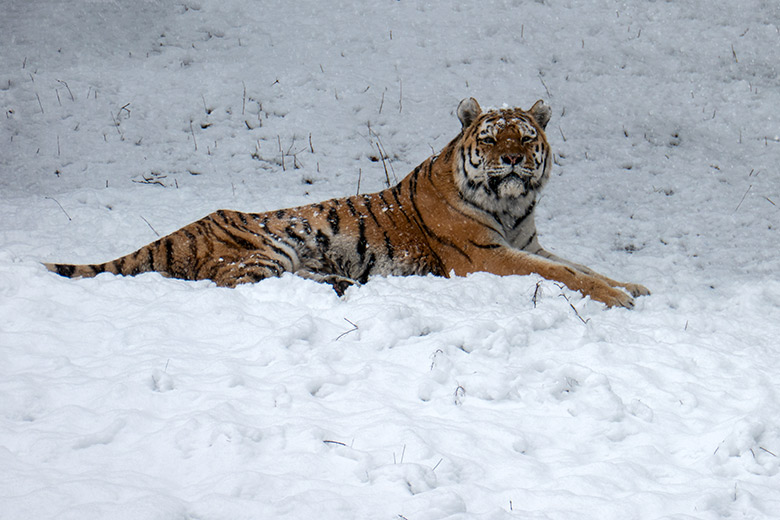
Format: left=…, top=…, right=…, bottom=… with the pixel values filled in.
left=2, top=1, right=780, bottom=518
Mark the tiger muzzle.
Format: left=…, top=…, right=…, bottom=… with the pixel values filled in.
left=501, top=153, right=523, bottom=166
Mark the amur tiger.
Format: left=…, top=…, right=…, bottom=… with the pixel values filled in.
left=46, top=98, right=649, bottom=308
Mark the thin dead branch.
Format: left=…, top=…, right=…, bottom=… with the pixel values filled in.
left=140, top=216, right=160, bottom=237
left=189, top=120, right=197, bottom=151
left=323, top=440, right=347, bottom=447
left=532, top=281, right=543, bottom=308
left=734, top=184, right=752, bottom=212
left=335, top=318, right=358, bottom=341
left=45, top=196, right=72, bottom=221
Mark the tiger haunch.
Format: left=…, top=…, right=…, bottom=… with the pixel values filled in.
left=46, top=98, right=649, bottom=308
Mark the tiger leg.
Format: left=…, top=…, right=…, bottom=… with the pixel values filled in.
left=535, top=248, right=650, bottom=297
left=464, top=247, right=637, bottom=308
left=199, top=251, right=300, bottom=288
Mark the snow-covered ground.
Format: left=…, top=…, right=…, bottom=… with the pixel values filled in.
left=2, top=1, right=780, bottom=518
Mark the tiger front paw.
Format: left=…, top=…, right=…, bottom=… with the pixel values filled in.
left=580, top=284, right=634, bottom=309
left=622, top=282, right=651, bottom=297
left=599, top=288, right=635, bottom=309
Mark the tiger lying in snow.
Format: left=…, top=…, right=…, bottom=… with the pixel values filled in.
left=46, top=98, right=649, bottom=308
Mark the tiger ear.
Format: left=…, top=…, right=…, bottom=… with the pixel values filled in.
left=528, top=100, right=551, bottom=130
left=457, top=98, right=482, bottom=128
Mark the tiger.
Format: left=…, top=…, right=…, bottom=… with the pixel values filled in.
left=46, top=98, right=649, bottom=308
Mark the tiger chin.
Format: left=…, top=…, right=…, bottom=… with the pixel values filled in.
left=46, top=98, right=649, bottom=309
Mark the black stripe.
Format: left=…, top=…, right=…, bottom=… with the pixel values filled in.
left=285, top=225, right=306, bottom=244
left=519, top=231, right=537, bottom=250
left=445, top=196, right=502, bottom=234
left=469, top=241, right=502, bottom=249
left=407, top=176, right=471, bottom=262
left=164, top=238, right=174, bottom=271
left=408, top=165, right=419, bottom=196
left=300, top=218, right=313, bottom=235
left=189, top=222, right=212, bottom=278
left=425, top=158, right=434, bottom=181
left=426, top=247, right=447, bottom=276
left=377, top=190, right=400, bottom=225
left=362, top=197, right=381, bottom=227
left=464, top=177, right=480, bottom=192
left=383, top=232, right=394, bottom=260
left=327, top=206, right=340, bottom=234
left=218, top=211, right=263, bottom=240
left=266, top=240, right=295, bottom=265
left=315, top=230, right=330, bottom=251
left=455, top=191, right=504, bottom=230
left=356, top=219, right=367, bottom=264
left=441, top=140, right=456, bottom=162
left=146, top=246, right=155, bottom=271
left=55, top=264, right=76, bottom=277
left=511, top=199, right=537, bottom=229
left=249, top=213, right=269, bottom=230
left=377, top=191, right=392, bottom=209
left=239, top=271, right=264, bottom=283
left=410, top=163, right=423, bottom=181
left=487, top=175, right=503, bottom=195
left=346, top=199, right=358, bottom=217
left=182, top=229, right=199, bottom=264
left=389, top=185, right=414, bottom=224
left=357, top=253, right=376, bottom=284
left=275, top=209, right=286, bottom=219
left=462, top=144, right=480, bottom=169
left=243, top=257, right=286, bottom=272
left=241, top=238, right=294, bottom=270
left=390, top=183, right=403, bottom=202
left=222, top=227, right=258, bottom=250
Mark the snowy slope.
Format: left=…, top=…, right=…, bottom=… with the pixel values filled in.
left=2, top=1, right=780, bottom=519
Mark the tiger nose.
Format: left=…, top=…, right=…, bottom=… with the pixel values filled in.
left=501, top=154, right=523, bottom=166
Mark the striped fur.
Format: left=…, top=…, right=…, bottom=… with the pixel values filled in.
left=46, top=98, right=649, bottom=307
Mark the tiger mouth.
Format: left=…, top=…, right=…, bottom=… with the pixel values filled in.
left=486, top=170, right=535, bottom=194
left=487, top=164, right=535, bottom=178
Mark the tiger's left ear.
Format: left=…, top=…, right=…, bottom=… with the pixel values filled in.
left=528, top=100, right=551, bottom=130
left=457, top=98, right=482, bottom=129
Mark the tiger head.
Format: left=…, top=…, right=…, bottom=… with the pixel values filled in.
left=454, top=98, right=552, bottom=209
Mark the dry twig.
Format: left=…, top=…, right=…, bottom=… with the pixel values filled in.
left=335, top=318, right=358, bottom=341
left=45, top=197, right=72, bottom=221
